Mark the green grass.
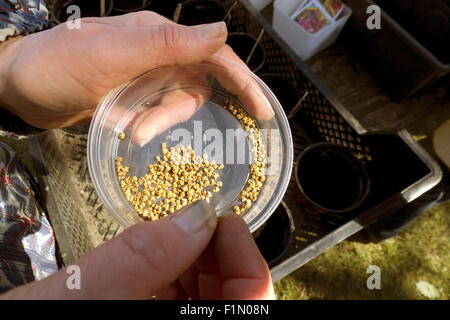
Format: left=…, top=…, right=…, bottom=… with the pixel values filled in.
left=275, top=201, right=450, bottom=300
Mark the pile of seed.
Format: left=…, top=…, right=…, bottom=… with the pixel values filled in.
left=115, top=98, right=266, bottom=220
left=115, top=143, right=224, bottom=221
left=223, top=98, right=266, bottom=215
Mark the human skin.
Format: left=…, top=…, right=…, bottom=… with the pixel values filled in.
left=0, top=12, right=228, bottom=128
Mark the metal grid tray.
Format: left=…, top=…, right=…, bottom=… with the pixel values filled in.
left=28, top=0, right=443, bottom=281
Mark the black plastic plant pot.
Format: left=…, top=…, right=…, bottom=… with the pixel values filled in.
left=51, top=0, right=114, bottom=24
left=259, top=73, right=301, bottom=116
left=295, top=142, right=370, bottom=214
left=254, top=202, right=295, bottom=267
left=226, top=32, right=267, bottom=73
left=175, top=0, right=230, bottom=26
left=112, top=0, right=152, bottom=15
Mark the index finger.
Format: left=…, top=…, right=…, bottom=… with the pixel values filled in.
left=207, top=46, right=275, bottom=121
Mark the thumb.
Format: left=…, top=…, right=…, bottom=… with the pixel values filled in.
left=1, top=201, right=217, bottom=300
left=101, top=21, right=228, bottom=77
left=148, top=22, right=228, bottom=66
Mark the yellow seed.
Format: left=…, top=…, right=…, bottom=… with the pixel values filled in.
left=116, top=102, right=264, bottom=221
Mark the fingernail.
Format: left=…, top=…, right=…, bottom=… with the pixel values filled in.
left=197, top=22, right=227, bottom=40
left=133, top=123, right=156, bottom=147
left=170, top=200, right=217, bottom=233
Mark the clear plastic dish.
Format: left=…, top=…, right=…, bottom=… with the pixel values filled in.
left=87, top=54, right=293, bottom=232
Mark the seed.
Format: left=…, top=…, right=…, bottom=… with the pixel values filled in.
left=223, top=100, right=266, bottom=215
left=116, top=143, right=224, bottom=221
left=118, top=132, right=126, bottom=140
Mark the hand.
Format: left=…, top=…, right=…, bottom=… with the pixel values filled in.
left=0, top=12, right=228, bottom=129
left=113, top=50, right=275, bottom=147
left=0, top=201, right=275, bottom=300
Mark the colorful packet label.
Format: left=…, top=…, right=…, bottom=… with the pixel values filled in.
left=320, top=0, right=344, bottom=19
left=290, top=0, right=310, bottom=18
left=292, top=0, right=332, bottom=34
